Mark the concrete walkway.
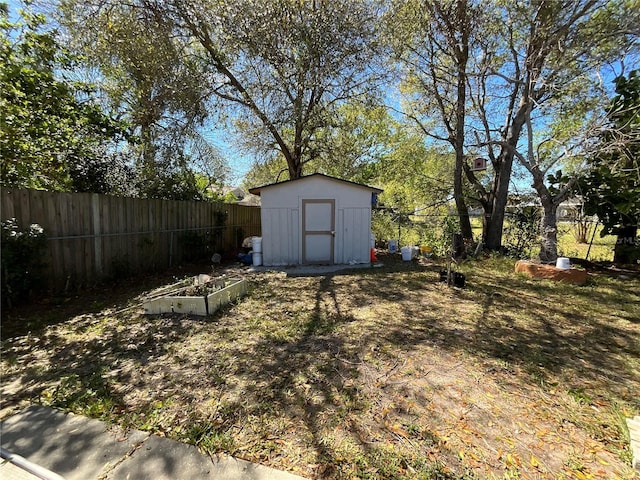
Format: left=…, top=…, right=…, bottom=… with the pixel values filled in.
left=0, top=406, right=305, bottom=480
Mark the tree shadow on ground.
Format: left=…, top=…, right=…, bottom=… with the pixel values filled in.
left=0, top=262, right=212, bottom=340
left=184, top=271, right=465, bottom=477
left=2, top=256, right=638, bottom=478
left=356, top=263, right=639, bottom=392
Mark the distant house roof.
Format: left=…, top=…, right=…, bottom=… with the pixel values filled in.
left=248, top=173, right=383, bottom=196
left=219, top=186, right=261, bottom=206
left=236, top=193, right=261, bottom=207
left=230, top=187, right=245, bottom=199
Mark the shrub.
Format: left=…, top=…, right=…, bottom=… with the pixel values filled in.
left=420, top=215, right=463, bottom=257
left=1, top=218, right=47, bottom=307
left=502, top=208, right=540, bottom=259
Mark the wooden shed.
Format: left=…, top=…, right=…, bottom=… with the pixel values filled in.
left=249, top=174, right=382, bottom=266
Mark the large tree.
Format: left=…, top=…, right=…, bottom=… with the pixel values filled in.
left=389, top=0, right=476, bottom=241
left=392, top=0, right=639, bottom=252
left=472, top=0, right=640, bottom=253
left=0, top=3, right=127, bottom=192
left=110, top=0, right=385, bottom=180
left=496, top=1, right=639, bottom=262
left=581, top=70, right=640, bottom=264
left=59, top=1, right=229, bottom=199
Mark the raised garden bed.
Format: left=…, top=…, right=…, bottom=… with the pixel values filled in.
left=143, top=275, right=247, bottom=316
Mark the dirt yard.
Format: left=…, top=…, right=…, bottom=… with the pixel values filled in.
left=1, top=254, right=639, bottom=479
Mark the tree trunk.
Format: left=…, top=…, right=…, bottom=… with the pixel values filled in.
left=483, top=208, right=505, bottom=251
left=614, top=224, right=639, bottom=264
left=532, top=173, right=560, bottom=263
left=140, top=122, right=155, bottom=170
left=482, top=151, right=514, bottom=251
left=287, top=158, right=303, bottom=180
left=453, top=0, right=473, bottom=242
left=539, top=203, right=558, bottom=264
left=454, top=156, right=473, bottom=240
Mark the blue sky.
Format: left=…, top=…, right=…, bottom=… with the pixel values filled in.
left=201, top=126, right=253, bottom=184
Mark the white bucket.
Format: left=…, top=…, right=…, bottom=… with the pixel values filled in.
left=556, top=257, right=570, bottom=269
left=370, top=233, right=375, bottom=248
left=388, top=239, right=397, bottom=253
left=401, top=246, right=412, bottom=261
left=252, top=237, right=262, bottom=253
left=252, top=252, right=263, bottom=266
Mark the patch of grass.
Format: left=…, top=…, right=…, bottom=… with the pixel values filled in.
left=185, top=421, right=236, bottom=454
left=557, top=221, right=615, bottom=261
left=121, top=400, right=181, bottom=435
left=3, top=256, right=639, bottom=479
left=40, top=370, right=119, bottom=420
left=568, top=387, right=592, bottom=405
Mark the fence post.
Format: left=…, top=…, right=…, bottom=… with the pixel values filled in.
left=92, top=193, right=103, bottom=277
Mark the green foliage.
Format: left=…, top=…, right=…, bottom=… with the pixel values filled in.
left=0, top=4, right=128, bottom=192
left=58, top=1, right=229, bottom=199
left=374, top=138, right=454, bottom=215
left=420, top=214, right=463, bottom=257
left=502, top=208, right=541, bottom=259
left=242, top=156, right=289, bottom=190
left=185, top=421, right=235, bottom=454
left=179, top=231, right=212, bottom=262
left=546, top=169, right=573, bottom=198
left=136, top=165, right=204, bottom=202
left=1, top=218, right=47, bottom=306
left=40, top=371, right=118, bottom=420
left=311, top=103, right=394, bottom=184
left=581, top=70, right=640, bottom=263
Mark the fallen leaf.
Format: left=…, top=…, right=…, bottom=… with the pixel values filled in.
left=530, top=454, right=541, bottom=468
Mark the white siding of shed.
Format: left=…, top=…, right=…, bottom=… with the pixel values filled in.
left=338, top=208, right=370, bottom=264
left=262, top=208, right=300, bottom=266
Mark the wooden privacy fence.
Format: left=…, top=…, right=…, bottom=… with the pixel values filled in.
left=1, top=189, right=261, bottom=291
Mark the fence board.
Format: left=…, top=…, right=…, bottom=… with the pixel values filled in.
left=2, top=189, right=16, bottom=219
left=1, top=189, right=261, bottom=292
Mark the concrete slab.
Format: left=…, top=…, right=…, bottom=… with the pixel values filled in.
left=0, top=405, right=148, bottom=480
left=249, top=263, right=374, bottom=277
left=206, top=454, right=307, bottom=480
left=106, top=436, right=214, bottom=480
left=1, top=407, right=307, bottom=480
left=0, top=461, right=41, bottom=480
left=108, top=435, right=305, bottom=480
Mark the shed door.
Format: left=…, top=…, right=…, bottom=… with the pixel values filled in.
left=302, top=199, right=335, bottom=264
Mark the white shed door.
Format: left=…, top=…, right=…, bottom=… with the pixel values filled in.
left=302, top=199, right=335, bottom=264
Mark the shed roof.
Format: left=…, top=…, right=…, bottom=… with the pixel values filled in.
left=248, top=173, right=383, bottom=196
